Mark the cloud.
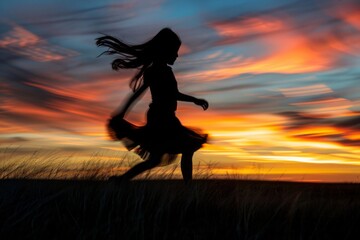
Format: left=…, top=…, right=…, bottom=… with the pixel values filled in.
left=211, top=16, right=286, bottom=45
left=0, top=61, right=117, bottom=135
left=330, top=0, right=360, bottom=31
left=23, top=75, right=128, bottom=103
left=276, top=80, right=358, bottom=118
left=279, top=111, right=360, bottom=147
left=194, top=1, right=360, bottom=82
left=336, top=115, right=360, bottom=130
left=290, top=97, right=354, bottom=118
left=190, top=83, right=260, bottom=95
left=180, top=33, right=347, bottom=82
left=279, top=84, right=333, bottom=98
left=0, top=23, right=77, bottom=62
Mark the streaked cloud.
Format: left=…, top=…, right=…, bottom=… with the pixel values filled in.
left=211, top=16, right=285, bottom=45
left=0, top=24, right=77, bottom=62
left=279, top=84, right=333, bottom=98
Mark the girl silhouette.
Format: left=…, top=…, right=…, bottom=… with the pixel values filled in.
left=96, top=28, right=208, bottom=183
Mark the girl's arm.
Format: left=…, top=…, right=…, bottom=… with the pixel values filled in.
left=177, top=92, right=209, bottom=110
left=112, top=83, right=148, bottom=118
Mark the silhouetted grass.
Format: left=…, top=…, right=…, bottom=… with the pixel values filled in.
left=1, top=149, right=359, bottom=239
left=0, top=148, right=215, bottom=180
left=1, top=179, right=359, bottom=239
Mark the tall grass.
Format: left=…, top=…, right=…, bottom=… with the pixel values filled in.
left=0, top=148, right=215, bottom=180
left=1, top=179, right=359, bottom=239
left=1, top=148, right=359, bottom=239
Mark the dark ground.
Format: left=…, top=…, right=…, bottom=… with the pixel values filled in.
left=0, top=179, right=359, bottom=240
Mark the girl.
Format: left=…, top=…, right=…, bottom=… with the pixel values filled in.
left=96, top=28, right=208, bottom=183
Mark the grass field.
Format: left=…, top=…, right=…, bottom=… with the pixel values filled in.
left=1, top=179, right=359, bottom=240
left=1, top=149, right=359, bottom=239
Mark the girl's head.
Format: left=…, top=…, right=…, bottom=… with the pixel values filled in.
left=148, top=28, right=181, bottom=65
left=96, top=28, right=181, bottom=91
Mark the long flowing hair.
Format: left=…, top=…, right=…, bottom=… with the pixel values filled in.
left=96, top=28, right=181, bottom=92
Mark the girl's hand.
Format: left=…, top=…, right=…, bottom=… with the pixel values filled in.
left=194, top=98, right=209, bottom=110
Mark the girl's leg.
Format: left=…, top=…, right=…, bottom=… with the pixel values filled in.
left=181, top=151, right=194, bottom=184
left=121, top=153, right=162, bottom=180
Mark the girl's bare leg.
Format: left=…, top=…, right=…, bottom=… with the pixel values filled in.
left=111, top=153, right=161, bottom=181
left=181, top=152, right=194, bottom=184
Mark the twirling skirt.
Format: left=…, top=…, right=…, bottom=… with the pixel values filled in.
left=107, top=108, right=208, bottom=165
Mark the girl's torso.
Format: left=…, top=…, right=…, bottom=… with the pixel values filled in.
left=144, top=64, right=178, bottom=113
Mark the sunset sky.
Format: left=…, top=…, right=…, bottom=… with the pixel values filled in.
left=1, top=0, right=360, bottom=182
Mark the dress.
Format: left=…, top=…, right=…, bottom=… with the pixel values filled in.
left=107, top=64, right=208, bottom=165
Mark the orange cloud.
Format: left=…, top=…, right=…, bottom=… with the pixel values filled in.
left=325, top=3, right=360, bottom=56
left=288, top=126, right=342, bottom=137
left=1, top=98, right=107, bottom=134
left=190, top=13, right=360, bottom=82
left=181, top=33, right=340, bottom=81
left=279, top=83, right=357, bottom=118
left=258, top=38, right=335, bottom=73
left=0, top=25, right=40, bottom=47
left=287, top=124, right=360, bottom=149
left=279, top=84, right=333, bottom=98
left=0, top=118, right=34, bottom=133
left=24, top=74, right=128, bottom=102
left=212, top=16, right=285, bottom=44
left=49, top=98, right=108, bottom=123
left=179, top=43, right=191, bottom=55
left=331, top=2, right=360, bottom=30
left=291, top=97, right=353, bottom=116
left=181, top=108, right=360, bottom=170
left=2, top=99, right=64, bottom=119
left=343, top=10, right=360, bottom=30
left=0, top=24, right=77, bottom=62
